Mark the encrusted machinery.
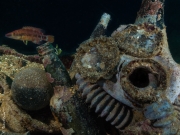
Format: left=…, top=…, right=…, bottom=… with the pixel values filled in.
left=69, top=0, right=180, bottom=134
left=1, top=0, right=180, bottom=135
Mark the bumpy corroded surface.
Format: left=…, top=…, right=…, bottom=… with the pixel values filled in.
left=72, top=36, right=120, bottom=83
left=0, top=55, right=43, bottom=79
left=135, top=0, right=164, bottom=29
left=1, top=0, right=180, bottom=134
left=0, top=93, right=61, bottom=133
left=11, top=67, right=53, bottom=110
left=0, top=55, right=62, bottom=134
left=72, top=1, right=180, bottom=133
left=120, top=59, right=168, bottom=103
left=37, top=43, right=107, bottom=135
left=112, top=23, right=163, bottom=58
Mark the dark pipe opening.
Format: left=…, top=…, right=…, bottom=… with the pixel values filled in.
left=129, top=68, right=151, bottom=88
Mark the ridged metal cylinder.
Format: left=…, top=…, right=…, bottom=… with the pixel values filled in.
left=75, top=73, right=133, bottom=129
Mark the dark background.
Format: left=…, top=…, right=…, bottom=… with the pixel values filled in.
left=0, top=0, right=180, bottom=62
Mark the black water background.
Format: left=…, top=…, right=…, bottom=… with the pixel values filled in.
left=0, top=0, right=179, bottom=62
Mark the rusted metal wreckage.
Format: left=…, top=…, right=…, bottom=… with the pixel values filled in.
left=0, top=0, right=180, bottom=135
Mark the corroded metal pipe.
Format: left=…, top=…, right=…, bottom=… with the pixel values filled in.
left=36, top=42, right=72, bottom=87
left=135, top=0, right=165, bottom=29
left=36, top=43, right=106, bottom=135
left=90, top=13, right=111, bottom=38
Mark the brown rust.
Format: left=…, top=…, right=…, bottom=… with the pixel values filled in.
left=50, top=85, right=107, bottom=135
left=120, top=59, right=168, bottom=103
left=112, top=23, right=163, bottom=58
left=72, top=36, right=120, bottom=83
left=137, top=0, right=163, bottom=17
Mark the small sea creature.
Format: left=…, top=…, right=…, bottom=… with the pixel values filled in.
left=5, top=26, right=54, bottom=45
left=55, top=44, right=62, bottom=55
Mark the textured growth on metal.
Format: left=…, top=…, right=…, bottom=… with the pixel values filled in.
left=1, top=0, right=180, bottom=135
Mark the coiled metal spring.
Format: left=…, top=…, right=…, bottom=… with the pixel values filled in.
left=75, top=73, right=132, bottom=129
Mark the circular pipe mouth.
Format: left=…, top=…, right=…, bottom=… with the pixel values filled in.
left=120, top=59, right=167, bottom=103
left=129, top=68, right=152, bottom=88
left=74, top=37, right=120, bottom=83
